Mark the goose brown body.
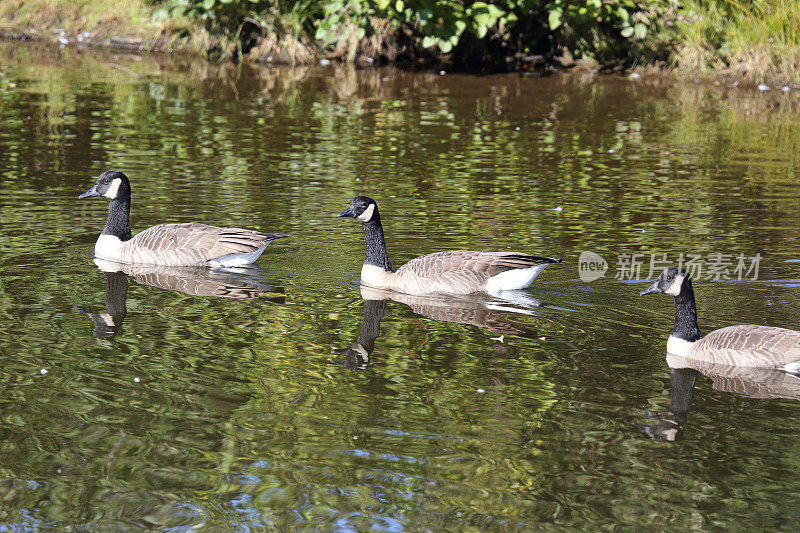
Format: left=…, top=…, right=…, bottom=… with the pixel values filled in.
left=387, top=250, right=557, bottom=295
left=685, top=325, right=800, bottom=368
left=105, top=222, right=287, bottom=267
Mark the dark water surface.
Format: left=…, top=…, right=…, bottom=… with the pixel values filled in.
left=2, top=43, right=800, bottom=529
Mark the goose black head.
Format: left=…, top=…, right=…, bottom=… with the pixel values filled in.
left=338, top=196, right=378, bottom=223
left=79, top=171, right=130, bottom=201
left=640, top=267, right=689, bottom=297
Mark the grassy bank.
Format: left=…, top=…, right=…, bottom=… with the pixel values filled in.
left=1, top=0, right=798, bottom=84
left=674, top=0, right=800, bottom=85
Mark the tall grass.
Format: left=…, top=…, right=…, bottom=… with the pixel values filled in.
left=675, top=0, right=800, bottom=83
left=0, top=0, right=156, bottom=38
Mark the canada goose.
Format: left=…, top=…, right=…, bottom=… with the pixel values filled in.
left=78, top=171, right=288, bottom=267
left=641, top=267, right=800, bottom=373
left=338, top=196, right=562, bottom=295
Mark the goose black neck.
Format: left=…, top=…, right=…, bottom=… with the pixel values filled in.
left=362, top=214, right=392, bottom=271
left=672, top=278, right=702, bottom=342
left=102, top=195, right=132, bottom=241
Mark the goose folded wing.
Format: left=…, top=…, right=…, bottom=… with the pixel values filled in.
left=393, top=251, right=557, bottom=294
left=693, top=325, right=800, bottom=367
left=128, top=223, right=274, bottom=264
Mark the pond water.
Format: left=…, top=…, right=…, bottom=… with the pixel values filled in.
left=1, top=42, right=800, bottom=530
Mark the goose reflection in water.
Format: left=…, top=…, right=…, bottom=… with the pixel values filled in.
left=77, top=269, right=130, bottom=337
left=638, top=354, right=800, bottom=441
left=78, top=259, right=284, bottom=337
left=331, top=286, right=549, bottom=369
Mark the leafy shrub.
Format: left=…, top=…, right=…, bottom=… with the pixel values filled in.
left=316, top=0, right=679, bottom=62
left=151, top=0, right=679, bottom=64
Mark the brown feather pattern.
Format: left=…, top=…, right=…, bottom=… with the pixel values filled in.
left=118, top=223, right=287, bottom=266
left=689, top=325, right=800, bottom=368
left=391, top=251, right=556, bottom=295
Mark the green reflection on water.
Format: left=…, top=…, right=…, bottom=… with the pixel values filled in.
left=1, top=42, right=800, bottom=529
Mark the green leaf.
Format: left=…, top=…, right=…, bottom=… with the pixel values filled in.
left=621, top=26, right=634, bottom=37
left=634, top=22, right=647, bottom=39
left=473, top=12, right=490, bottom=27
left=202, top=0, right=215, bottom=10
left=486, top=4, right=503, bottom=16
left=151, top=7, right=169, bottom=22
left=438, top=39, right=453, bottom=53
left=376, top=0, right=391, bottom=9
left=548, top=8, right=562, bottom=30
left=395, top=0, right=404, bottom=11
left=422, top=35, right=437, bottom=48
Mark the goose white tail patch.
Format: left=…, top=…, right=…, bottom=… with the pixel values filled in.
left=784, top=361, right=800, bottom=374
left=357, top=203, right=375, bottom=222
left=485, top=263, right=550, bottom=292
left=209, top=242, right=272, bottom=268
left=104, top=178, right=122, bottom=199
left=210, top=256, right=251, bottom=268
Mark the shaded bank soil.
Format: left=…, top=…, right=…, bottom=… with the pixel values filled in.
left=1, top=0, right=798, bottom=87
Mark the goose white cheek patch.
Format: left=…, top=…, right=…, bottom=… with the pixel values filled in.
left=357, top=204, right=375, bottom=222
left=665, top=275, right=685, bottom=296
left=103, top=178, right=122, bottom=199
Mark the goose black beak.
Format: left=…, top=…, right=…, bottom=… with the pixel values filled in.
left=338, top=206, right=354, bottom=218
left=640, top=280, right=662, bottom=296
left=78, top=185, right=99, bottom=199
